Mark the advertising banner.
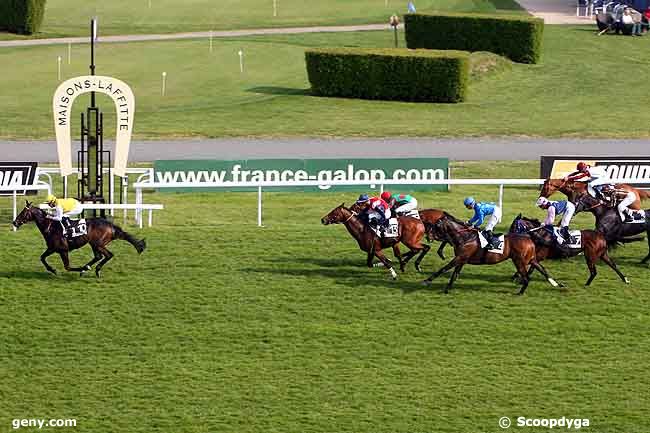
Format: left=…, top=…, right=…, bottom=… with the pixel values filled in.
left=540, top=156, right=650, bottom=187
left=154, top=158, right=449, bottom=192
left=0, top=162, right=38, bottom=196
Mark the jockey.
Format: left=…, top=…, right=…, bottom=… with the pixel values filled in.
left=464, top=197, right=502, bottom=249
left=380, top=191, right=418, bottom=217
left=356, top=193, right=391, bottom=227
left=564, top=162, right=611, bottom=200
left=45, top=194, right=83, bottom=235
left=536, top=197, right=575, bottom=241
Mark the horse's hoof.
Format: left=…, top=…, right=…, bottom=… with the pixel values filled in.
left=415, top=266, right=423, bottom=273
left=624, top=277, right=630, bottom=284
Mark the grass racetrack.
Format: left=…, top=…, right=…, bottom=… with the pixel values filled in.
left=2, top=161, right=649, bottom=433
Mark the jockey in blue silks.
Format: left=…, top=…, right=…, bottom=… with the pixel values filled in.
left=464, top=197, right=502, bottom=249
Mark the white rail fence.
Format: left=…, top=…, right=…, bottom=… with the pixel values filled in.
left=134, top=178, right=549, bottom=227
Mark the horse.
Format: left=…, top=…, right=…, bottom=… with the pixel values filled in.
left=321, top=203, right=429, bottom=279
left=509, top=214, right=629, bottom=286
left=422, top=212, right=561, bottom=295
left=12, top=201, right=146, bottom=277
left=419, top=208, right=450, bottom=259
left=573, top=193, right=650, bottom=264
left=540, top=178, right=649, bottom=209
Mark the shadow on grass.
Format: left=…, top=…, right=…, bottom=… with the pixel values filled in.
left=247, top=86, right=310, bottom=96
left=0, top=270, right=53, bottom=280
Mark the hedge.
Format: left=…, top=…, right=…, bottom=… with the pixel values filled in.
left=404, top=13, right=544, bottom=64
left=0, top=0, right=47, bottom=34
left=305, top=48, right=469, bottom=103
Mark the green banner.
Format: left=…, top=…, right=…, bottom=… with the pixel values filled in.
left=153, top=158, right=449, bottom=192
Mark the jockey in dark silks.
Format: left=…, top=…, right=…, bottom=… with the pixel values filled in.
left=356, top=194, right=391, bottom=228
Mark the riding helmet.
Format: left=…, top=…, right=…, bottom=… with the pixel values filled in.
left=380, top=191, right=392, bottom=202
left=463, top=197, right=475, bottom=207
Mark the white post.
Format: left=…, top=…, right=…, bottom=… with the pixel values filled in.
left=273, top=0, right=277, bottom=16
left=238, top=50, right=244, bottom=73
left=148, top=209, right=153, bottom=227
left=135, top=187, right=142, bottom=227
left=123, top=177, right=128, bottom=224
left=109, top=168, right=115, bottom=217
left=385, top=0, right=388, bottom=7
left=258, top=186, right=263, bottom=227
left=68, top=42, right=71, bottom=64
left=148, top=0, right=151, bottom=8
left=12, top=189, right=17, bottom=232
left=63, top=175, right=68, bottom=198
left=161, top=72, right=167, bottom=96
left=57, top=56, right=61, bottom=80
left=498, top=184, right=504, bottom=210
left=209, top=30, right=213, bottom=52
left=380, top=184, right=384, bottom=194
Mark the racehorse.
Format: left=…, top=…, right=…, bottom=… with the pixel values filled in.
left=12, top=201, right=146, bottom=277
left=509, top=214, right=629, bottom=286
left=419, top=208, right=450, bottom=259
left=422, top=212, right=561, bottom=295
left=540, top=178, right=649, bottom=209
left=573, top=193, right=650, bottom=264
left=321, top=203, right=429, bottom=279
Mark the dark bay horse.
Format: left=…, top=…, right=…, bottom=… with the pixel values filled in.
left=423, top=212, right=561, bottom=294
left=574, top=193, right=650, bottom=264
left=321, top=203, right=429, bottom=279
left=540, top=178, right=649, bottom=209
left=510, top=214, right=629, bottom=286
left=12, top=201, right=146, bottom=277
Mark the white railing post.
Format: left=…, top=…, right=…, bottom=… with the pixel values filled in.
left=123, top=177, right=128, bottom=224
left=12, top=189, right=17, bottom=232
left=63, top=175, right=68, bottom=198
left=257, top=185, right=263, bottom=227
left=498, top=184, right=504, bottom=210
left=109, top=168, right=115, bottom=217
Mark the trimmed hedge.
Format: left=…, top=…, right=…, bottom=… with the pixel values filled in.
left=305, top=48, right=469, bottom=103
left=0, top=0, right=47, bottom=34
left=404, top=13, right=544, bottom=64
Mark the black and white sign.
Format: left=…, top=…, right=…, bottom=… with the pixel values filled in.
left=540, top=156, right=650, bottom=187
left=0, top=162, right=38, bottom=196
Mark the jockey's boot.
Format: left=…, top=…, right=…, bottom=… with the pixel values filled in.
left=61, top=218, right=71, bottom=238
left=483, top=230, right=495, bottom=249
left=622, top=209, right=634, bottom=223
left=560, top=226, right=571, bottom=242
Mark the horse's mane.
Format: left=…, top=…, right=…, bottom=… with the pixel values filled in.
left=519, top=215, right=542, bottom=226
left=442, top=211, right=468, bottom=226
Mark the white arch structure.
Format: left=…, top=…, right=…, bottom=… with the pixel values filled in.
left=53, top=75, right=135, bottom=177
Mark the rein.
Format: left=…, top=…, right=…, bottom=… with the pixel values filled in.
left=344, top=210, right=357, bottom=223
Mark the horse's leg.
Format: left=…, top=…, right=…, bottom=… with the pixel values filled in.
left=81, top=244, right=104, bottom=273
left=444, top=264, right=464, bottom=293
left=529, top=260, right=562, bottom=288
left=392, top=244, right=407, bottom=272
left=413, top=244, right=431, bottom=273
left=375, top=249, right=397, bottom=279
left=600, top=253, right=630, bottom=284
left=584, top=253, right=597, bottom=286
left=436, top=241, right=447, bottom=260
left=642, top=229, right=650, bottom=264
left=40, top=248, right=57, bottom=275
left=94, top=246, right=114, bottom=278
left=423, top=256, right=462, bottom=284
left=513, top=258, right=531, bottom=295
left=58, top=251, right=87, bottom=273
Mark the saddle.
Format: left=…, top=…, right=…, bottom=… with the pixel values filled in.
left=62, top=218, right=88, bottom=239
left=396, top=209, right=420, bottom=219
left=370, top=218, right=399, bottom=238
left=552, top=227, right=582, bottom=248
left=478, top=232, right=505, bottom=253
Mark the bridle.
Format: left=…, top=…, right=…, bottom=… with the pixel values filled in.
left=344, top=210, right=357, bottom=223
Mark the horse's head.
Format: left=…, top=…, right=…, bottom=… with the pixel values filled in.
left=12, top=201, right=39, bottom=229
left=540, top=178, right=565, bottom=198
left=509, top=213, right=525, bottom=234
left=321, top=203, right=353, bottom=225
left=509, top=214, right=541, bottom=234
left=573, top=193, right=600, bottom=214
left=424, top=219, right=446, bottom=242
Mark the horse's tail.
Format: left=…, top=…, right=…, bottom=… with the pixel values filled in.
left=113, top=225, right=146, bottom=254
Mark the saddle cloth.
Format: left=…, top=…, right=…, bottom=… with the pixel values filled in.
left=553, top=227, right=582, bottom=248
left=620, top=209, right=646, bottom=224
left=67, top=219, right=88, bottom=238
left=370, top=218, right=399, bottom=238
left=398, top=209, right=420, bottom=220
left=478, top=232, right=505, bottom=254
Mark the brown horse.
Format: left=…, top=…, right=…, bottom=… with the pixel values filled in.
left=12, top=201, right=146, bottom=277
left=321, top=203, right=429, bottom=279
left=419, top=208, right=450, bottom=259
left=509, top=214, right=629, bottom=286
left=423, top=212, right=561, bottom=294
left=540, top=178, right=649, bottom=209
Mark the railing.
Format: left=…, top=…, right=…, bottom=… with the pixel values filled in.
left=37, top=203, right=164, bottom=228
left=1, top=183, right=52, bottom=231
left=133, top=178, right=548, bottom=227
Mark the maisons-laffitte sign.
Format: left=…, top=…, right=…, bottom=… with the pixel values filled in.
left=52, top=75, right=135, bottom=177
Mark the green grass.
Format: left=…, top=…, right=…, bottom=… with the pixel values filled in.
left=1, top=26, right=650, bottom=139
left=0, top=0, right=525, bottom=40
left=1, top=161, right=649, bottom=433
